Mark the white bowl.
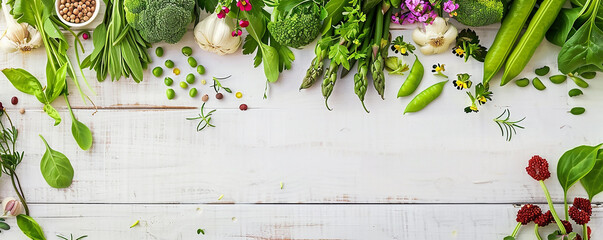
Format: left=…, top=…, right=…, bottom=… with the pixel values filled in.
left=55, top=0, right=100, bottom=28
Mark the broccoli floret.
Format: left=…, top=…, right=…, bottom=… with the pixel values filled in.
left=268, top=13, right=321, bottom=48
left=124, top=0, right=194, bottom=44
left=455, top=0, right=504, bottom=27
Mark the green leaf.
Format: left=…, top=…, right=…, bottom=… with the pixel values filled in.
left=39, top=135, right=74, bottom=188
left=43, top=104, right=61, bottom=126
left=580, top=150, right=603, bottom=200
left=121, top=39, right=144, bottom=83
left=43, top=18, right=66, bottom=42
left=46, top=64, right=67, bottom=102
left=242, top=35, right=259, bottom=55
left=546, top=8, right=581, bottom=46
left=242, top=9, right=266, bottom=42
left=557, top=144, right=603, bottom=193
left=70, top=114, right=92, bottom=151
left=328, top=44, right=350, bottom=70
left=16, top=214, right=46, bottom=240
left=0, top=221, right=9, bottom=230
left=260, top=43, right=280, bottom=83
left=2, top=68, right=45, bottom=102
left=558, top=20, right=603, bottom=74
left=503, top=236, right=515, bottom=240
left=321, top=0, right=349, bottom=34
left=11, top=0, right=40, bottom=26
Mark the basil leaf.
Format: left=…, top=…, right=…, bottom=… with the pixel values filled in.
left=70, top=113, right=93, bottom=151
left=43, top=104, right=61, bottom=126
left=580, top=150, right=603, bottom=200
left=16, top=214, right=46, bottom=240
left=322, top=0, right=348, bottom=34
left=39, top=135, right=74, bottom=188
left=558, top=20, right=603, bottom=74
left=1, top=68, right=45, bottom=102
left=546, top=7, right=581, bottom=46
left=557, top=144, right=602, bottom=193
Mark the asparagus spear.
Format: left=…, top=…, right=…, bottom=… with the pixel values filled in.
left=370, top=2, right=392, bottom=100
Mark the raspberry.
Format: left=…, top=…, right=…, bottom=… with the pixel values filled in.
left=534, top=210, right=553, bottom=226
left=526, top=155, right=550, bottom=181
left=516, top=204, right=542, bottom=225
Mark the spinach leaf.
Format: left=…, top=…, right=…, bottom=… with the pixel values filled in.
left=16, top=214, right=46, bottom=240
left=580, top=150, right=603, bottom=200
left=46, top=64, right=67, bottom=103
left=557, top=144, right=602, bottom=193
left=546, top=7, right=581, bottom=46
left=67, top=103, right=92, bottom=151
left=39, top=135, right=74, bottom=188
left=260, top=43, right=280, bottom=83
left=558, top=1, right=603, bottom=74
left=43, top=104, right=61, bottom=126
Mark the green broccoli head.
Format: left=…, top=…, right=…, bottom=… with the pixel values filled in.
left=124, top=0, right=194, bottom=44
left=268, top=13, right=321, bottom=48
left=455, top=0, right=504, bottom=27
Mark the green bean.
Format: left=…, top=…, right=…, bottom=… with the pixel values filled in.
left=515, top=78, right=530, bottom=87
left=152, top=67, right=163, bottom=77
left=532, top=77, right=546, bottom=90
left=535, top=66, right=550, bottom=76
left=549, top=74, right=567, bottom=84
left=188, top=57, right=198, bottom=68
left=166, top=88, right=175, bottom=100
left=568, top=88, right=583, bottom=97
left=180, top=81, right=188, bottom=89
left=581, top=72, right=596, bottom=79
left=570, top=75, right=589, bottom=88
left=404, top=80, right=448, bottom=114
left=164, top=77, right=174, bottom=86
left=182, top=46, right=193, bottom=56
left=483, top=0, right=536, bottom=85
left=397, top=56, right=424, bottom=97
left=501, top=0, right=566, bottom=85
left=197, top=65, right=206, bottom=75
left=155, top=47, right=164, bottom=57
left=186, top=74, right=195, bottom=84
left=165, top=60, right=174, bottom=68
left=189, top=88, right=198, bottom=98
left=570, top=107, right=585, bottom=115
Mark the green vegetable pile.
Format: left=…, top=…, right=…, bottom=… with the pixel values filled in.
left=124, top=0, right=196, bottom=44
left=454, top=0, right=506, bottom=27
left=267, top=0, right=325, bottom=48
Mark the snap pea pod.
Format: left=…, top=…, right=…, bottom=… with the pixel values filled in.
left=404, top=80, right=448, bottom=114
left=397, top=55, right=424, bottom=97
left=501, top=0, right=566, bottom=85
left=483, top=0, right=536, bottom=86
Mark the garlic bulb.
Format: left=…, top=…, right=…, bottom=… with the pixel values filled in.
left=2, top=197, right=24, bottom=217
left=0, top=3, right=42, bottom=53
left=412, top=17, right=457, bottom=55
left=194, top=14, right=241, bottom=55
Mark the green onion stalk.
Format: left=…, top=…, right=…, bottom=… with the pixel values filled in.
left=370, top=2, right=392, bottom=99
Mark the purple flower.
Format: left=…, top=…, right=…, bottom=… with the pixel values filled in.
left=443, top=0, right=459, bottom=16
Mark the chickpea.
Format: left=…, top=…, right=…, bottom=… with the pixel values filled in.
left=87, top=12, right=92, bottom=17
left=83, top=16, right=89, bottom=21
left=75, top=18, right=80, bottom=23
left=61, top=0, right=65, bottom=3
left=90, top=6, right=95, bottom=11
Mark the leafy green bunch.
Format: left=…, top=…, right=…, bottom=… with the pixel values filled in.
left=0, top=110, right=29, bottom=216
left=267, top=0, right=327, bottom=48
left=453, top=29, right=487, bottom=62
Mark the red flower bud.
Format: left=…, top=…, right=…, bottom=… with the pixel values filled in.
left=239, top=20, right=249, bottom=28
left=559, top=220, right=573, bottom=233
left=534, top=210, right=553, bottom=226
left=516, top=204, right=542, bottom=225
left=526, top=155, right=550, bottom=181
left=569, top=198, right=592, bottom=225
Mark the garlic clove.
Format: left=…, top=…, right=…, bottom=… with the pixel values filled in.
left=0, top=37, right=19, bottom=53
left=2, top=197, right=24, bottom=217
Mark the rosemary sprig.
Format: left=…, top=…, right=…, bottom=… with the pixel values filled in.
left=494, top=109, right=525, bottom=141
left=211, top=76, right=233, bottom=94
left=186, top=103, right=216, bottom=132
left=57, top=234, right=88, bottom=240
left=0, top=109, right=29, bottom=215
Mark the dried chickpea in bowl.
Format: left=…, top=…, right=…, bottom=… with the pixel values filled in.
left=56, top=0, right=100, bottom=27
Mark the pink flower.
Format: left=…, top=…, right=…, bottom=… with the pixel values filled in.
left=236, top=0, right=252, bottom=11
left=217, top=6, right=230, bottom=19
left=222, top=6, right=230, bottom=13
left=443, top=0, right=459, bottom=17
left=239, top=20, right=249, bottom=28
left=232, top=29, right=243, bottom=37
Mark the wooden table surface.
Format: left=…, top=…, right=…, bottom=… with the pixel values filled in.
left=0, top=7, right=602, bottom=239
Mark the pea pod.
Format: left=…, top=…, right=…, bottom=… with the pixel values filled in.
left=483, top=0, right=536, bottom=85
left=501, top=0, right=566, bottom=85
left=404, top=80, right=448, bottom=114
left=532, top=77, right=546, bottom=90
left=397, top=56, right=424, bottom=98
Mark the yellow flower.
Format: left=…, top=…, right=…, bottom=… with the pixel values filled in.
left=477, top=96, right=487, bottom=104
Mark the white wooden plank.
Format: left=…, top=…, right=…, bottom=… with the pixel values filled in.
left=0, top=204, right=600, bottom=240
left=0, top=108, right=600, bottom=204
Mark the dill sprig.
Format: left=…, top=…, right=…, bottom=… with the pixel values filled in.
left=186, top=103, right=216, bottom=132
left=494, top=109, right=525, bottom=141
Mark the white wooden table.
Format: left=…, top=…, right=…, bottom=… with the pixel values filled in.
left=1, top=10, right=602, bottom=239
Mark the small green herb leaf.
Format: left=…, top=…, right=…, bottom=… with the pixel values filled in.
left=568, top=89, right=583, bottom=97
left=535, top=66, right=550, bottom=76
left=581, top=154, right=603, bottom=200
left=16, top=214, right=46, bottom=240
left=70, top=114, right=93, bottom=151
left=197, top=228, right=205, bottom=235
left=40, top=135, right=74, bottom=188
left=557, top=144, right=602, bottom=193
left=570, top=107, right=586, bottom=115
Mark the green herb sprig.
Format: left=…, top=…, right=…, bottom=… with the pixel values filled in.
left=187, top=103, right=216, bottom=132
left=453, top=29, right=487, bottom=62
left=493, top=109, right=525, bottom=142
left=58, top=234, right=88, bottom=240
left=0, top=110, right=29, bottom=215
left=211, top=76, right=233, bottom=94
left=0, top=218, right=9, bottom=232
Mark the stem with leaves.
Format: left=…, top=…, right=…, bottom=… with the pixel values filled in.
left=0, top=110, right=29, bottom=215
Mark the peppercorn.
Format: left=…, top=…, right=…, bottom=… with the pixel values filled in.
left=11, top=96, right=18, bottom=105
left=216, top=93, right=223, bottom=99
left=239, top=104, right=248, bottom=111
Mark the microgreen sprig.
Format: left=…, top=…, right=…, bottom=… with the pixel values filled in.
left=187, top=103, right=216, bottom=132
left=57, top=234, right=88, bottom=240
left=211, top=75, right=233, bottom=94
left=493, top=109, right=525, bottom=141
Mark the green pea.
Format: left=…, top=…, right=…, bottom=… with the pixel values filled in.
left=180, top=81, right=188, bottom=89
left=570, top=107, right=585, bottom=115
left=152, top=67, right=163, bottom=77
left=568, top=88, right=583, bottom=97
left=182, top=46, right=193, bottom=56
left=532, top=77, right=546, bottom=90
left=515, top=78, right=530, bottom=87
left=188, top=57, right=197, bottom=68
left=404, top=80, right=448, bottom=114
left=397, top=56, right=424, bottom=97
left=197, top=65, right=206, bottom=75
left=164, top=77, right=174, bottom=86
left=549, top=75, right=567, bottom=84
left=186, top=74, right=195, bottom=84
left=570, top=76, right=589, bottom=88
left=189, top=88, right=198, bottom=97
left=581, top=72, right=596, bottom=79
left=165, top=60, right=174, bottom=68
left=166, top=88, right=175, bottom=100
left=155, top=47, right=164, bottom=57
left=534, top=66, right=550, bottom=76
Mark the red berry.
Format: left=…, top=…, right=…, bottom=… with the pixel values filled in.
left=516, top=204, right=542, bottom=225
left=239, top=104, right=248, bottom=111
left=11, top=96, right=18, bottom=105
left=216, top=93, right=224, bottom=100
left=82, top=32, right=90, bottom=40
left=526, top=155, right=550, bottom=181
